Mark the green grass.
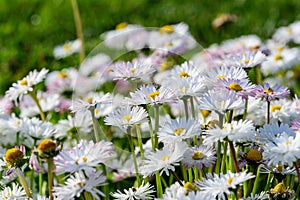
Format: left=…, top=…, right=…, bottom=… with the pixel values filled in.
left=1, top=0, right=300, bottom=94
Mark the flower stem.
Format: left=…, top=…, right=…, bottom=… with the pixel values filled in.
left=47, top=158, right=54, bottom=200
left=293, top=161, right=300, bottom=185
left=155, top=172, right=163, bottom=198
left=221, top=141, right=228, bottom=173
left=229, top=141, right=239, bottom=173
left=252, top=165, right=261, bottom=194
left=190, top=96, right=196, bottom=119
left=135, top=125, right=145, bottom=160
left=215, top=113, right=224, bottom=174
left=101, top=163, right=110, bottom=200
left=154, top=105, right=160, bottom=149
left=266, top=101, right=270, bottom=124
left=16, top=168, right=32, bottom=198
left=90, top=109, right=103, bottom=142
left=171, top=170, right=184, bottom=186
left=71, top=0, right=85, bottom=63
left=29, top=92, right=45, bottom=121
left=242, top=98, right=248, bottom=121
left=183, top=98, right=189, bottom=121
left=127, top=127, right=141, bottom=186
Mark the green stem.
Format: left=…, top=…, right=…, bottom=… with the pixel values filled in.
left=17, top=168, right=32, bottom=198
left=266, top=101, right=270, bottom=124
left=181, top=164, right=188, bottom=182
left=47, top=158, right=54, bottom=200
left=188, top=168, right=193, bottom=182
left=155, top=172, right=163, bottom=198
left=171, top=170, right=184, bottom=186
left=83, top=191, right=93, bottom=200
left=127, top=128, right=141, bottom=185
left=154, top=105, right=160, bottom=149
left=90, top=109, right=103, bottom=142
left=229, top=141, right=239, bottom=173
left=242, top=98, right=248, bottom=121
left=148, top=119, right=155, bottom=152
left=101, top=164, right=110, bottom=200
left=136, top=125, right=144, bottom=160
left=256, top=66, right=262, bottom=85
left=183, top=98, right=189, bottom=121
left=215, top=113, right=224, bottom=174
left=264, top=172, right=272, bottom=191
left=39, top=161, right=43, bottom=195
left=293, top=161, right=300, bottom=185
left=29, top=92, right=45, bottom=121
left=190, top=96, right=196, bottom=119
left=221, top=141, right=228, bottom=173
left=71, top=0, right=85, bottom=63
left=252, top=165, right=261, bottom=194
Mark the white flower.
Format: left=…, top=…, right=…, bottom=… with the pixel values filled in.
left=54, top=139, right=115, bottom=174
left=111, top=181, right=155, bottom=200
left=0, top=183, right=27, bottom=200
left=245, top=192, right=269, bottom=200
left=182, top=145, right=216, bottom=169
left=53, top=39, right=81, bottom=59
left=5, top=68, right=48, bottom=102
left=140, top=142, right=187, bottom=177
left=104, top=106, right=148, bottom=133
left=53, top=170, right=106, bottom=200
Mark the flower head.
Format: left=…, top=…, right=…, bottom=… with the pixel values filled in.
left=182, top=145, right=216, bottom=169
left=255, top=82, right=290, bottom=102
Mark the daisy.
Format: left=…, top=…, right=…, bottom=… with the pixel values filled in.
left=158, top=117, right=202, bottom=144
left=5, top=68, right=48, bottom=102
left=263, top=132, right=300, bottom=167
left=245, top=192, right=269, bottom=200
left=195, top=170, right=255, bottom=200
left=111, top=181, right=155, bottom=200
left=198, top=88, right=244, bottom=116
left=53, top=170, right=106, bottom=200
left=53, top=39, right=81, bottom=59
left=0, top=183, right=27, bottom=200
left=127, top=85, right=178, bottom=106
left=104, top=106, right=148, bottom=133
left=139, top=141, right=187, bottom=177
left=269, top=99, right=299, bottom=124
left=254, top=82, right=290, bottom=102
left=54, top=139, right=115, bottom=175
left=182, top=145, right=216, bottom=169
left=168, top=61, right=201, bottom=79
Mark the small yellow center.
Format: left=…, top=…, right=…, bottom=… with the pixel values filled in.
left=271, top=105, right=282, bottom=112
left=130, top=68, right=136, bottom=73
left=274, top=54, right=283, bottom=61
left=178, top=71, right=190, bottom=77
left=160, top=25, right=174, bottom=34
left=272, top=182, right=286, bottom=194
left=245, top=149, right=262, bottom=162
left=38, top=139, right=57, bottom=152
left=183, top=182, right=197, bottom=191
left=173, top=128, right=185, bottom=136
left=115, top=22, right=128, bottom=30
left=160, top=155, right=170, bottom=161
left=148, top=91, right=160, bottom=100
left=166, top=42, right=173, bottom=46
left=244, top=59, right=250, bottom=63
left=94, top=109, right=100, bottom=115
left=285, top=141, right=292, bottom=146
left=63, top=43, right=71, bottom=51
left=160, top=61, right=173, bottom=71
left=59, top=71, right=68, bottom=78
left=5, top=148, right=24, bottom=164
left=192, top=152, right=205, bottom=160
left=85, top=97, right=93, bottom=104
left=277, top=46, right=284, bottom=52
left=122, top=115, right=132, bottom=121
left=227, top=177, right=233, bottom=184
left=264, top=88, right=274, bottom=93
left=180, top=87, right=189, bottom=94
left=20, top=79, right=28, bottom=86
left=201, top=110, right=211, bottom=118
left=107, top=68, right=114, bottom=72
left=228, top=82, right=243, bottom=92
left=252, top=45, right=260, bottom=50
left=277, top=165, right=283, bottom=172
left=217, top=75, right=226, bottom=80
left=82, top=156, right=88, bottom=162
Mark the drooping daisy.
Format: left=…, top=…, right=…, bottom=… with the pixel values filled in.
left=53, top=39, right=81, bottom=59
left=127, top=85, right=178, bottom=106
left=158, top=117, right=202, bottom=144
left=182, top=145, right=216, bottom=169
left=0, top=183, right=27, bottom=200
left=104, top=106, right=148, bottom=133
left=54, top=139, right=115, bottom=174
left=111, top=181, right=155, bottom=200
left=254, top=82, right=290, bottom=102
left=140, top=141, right=187, bottom=177
left=5, top=68, right=48, bottom=102
left=53, top=170, right=106, bottom=200
left=195, top=170, right=255, bottom=200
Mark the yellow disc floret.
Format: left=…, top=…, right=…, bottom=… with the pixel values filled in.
left=178, top=71, right=190, bottom=77
left=148, top=91, right=160, bottom=100
left=20, top=79, right=28, bottom=86
left=122, top=115, right=132, bottom=121
left=228, top=82, right=243, bottom=92
left=38, top=139, right=57, bottom=152
left=183, top=182, right=197, bottom=191
left=245, top=149, right=262, bottom=162
left=271, top=105, right=282, bottom=112
left=5, top=148, right=24, bottom=164
left=227, top=177, right=233, bottom=184
left=115, top=22, right=128, bottom=30
left=192, top=152, right=205, bottom=160
left=160, top=25, right=174, bottom=34
left=160, top=155, right=170, bottom=161
left=174, top=128, right=185, bottom=136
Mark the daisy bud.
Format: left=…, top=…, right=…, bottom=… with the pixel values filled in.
left=245, top=149, right=263, bottom=162
left=5, top=147, right=27, bottom=168
left=269, top=182, right=295, bottom=200
left=38, top=139, right=58, bottom=159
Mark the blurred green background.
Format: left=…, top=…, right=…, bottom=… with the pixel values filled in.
left=1, top=0, right=300, bottom=94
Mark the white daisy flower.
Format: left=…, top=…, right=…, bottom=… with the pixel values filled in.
left=0, top=115, right=22, bottom=146
left=203, top=119, right=256, bottom=144
left=111, top=181, right=155, bottom=200
left=0, top=183, right=27, bottom=200
left=168, top=61, right=202, bottom=79
left=195, top=170, right=255, bottom=200
left=53, top=39, right=81, bottom=59
left=54, top=139, right=115, bottom=175
left=245, top=192, right=269, bottom=200
left=182, top=145, right=216, bottom=169
left=158, top=117, right=202, bottom=144
left=104, top=106, right=148, bottom=133
left=220, top=34, right=262, bottom=52
left=198, top=88, right=244, bottom=115
left=127, top=84, right=178, bottom=106
left=53, top=170, right=106, bottom=200
left=269, top=99, right=299, bottom=124
left=5, top=68, right=48, bottom=102
left=263, top=132, right=300, bottom=167
left=140, top=141, right=187, bottom=177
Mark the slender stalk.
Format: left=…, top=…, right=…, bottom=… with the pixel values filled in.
left=90, top=109, right=103, bottom=142
left=135, top=125, right=145, bottom=160
left=155, top=172, right=163, bottom=198
left=71, top=0, right=85, bottom=63
left=171, top=170, right=184, bottom=186
left=101, top=163, right=110, bottom=200
left=16, top=168, right=32, bottom=198
left=182, top=98, right=189, bottom=121
left=127, top=128, right=141, bottom=185
left=242, top=98, right=248, bottom=121
left=181, top=164, right=188, bottom=182
left=154, top=105, right=160, bottom=149
left=256, top=66, right=262, bottom=85
left=229, top=141, right=239, bottom=173
left=264, top=172, right=272, bottom=191
left=293, top=161, right=300, bottom=185
left=83, top=191, right=93, bottom=200
left=215, top=113, right=224, bottom=174
left=252, top=165, right=261, bottom=194
left=266, top=101, right=270, bottom=124
left=29, top=92, right=45, bottom=121
left=188, top=168, right=193, bottom=182
left=190, top=96, right=196, bottom=119
left=148, top=119, right=155, bottom=152
left=221, top=141, right=228, bottom=173
left=47, top=158, right=54, bottom=200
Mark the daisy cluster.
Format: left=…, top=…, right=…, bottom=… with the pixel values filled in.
left=0, top=20, right=300, bottom=200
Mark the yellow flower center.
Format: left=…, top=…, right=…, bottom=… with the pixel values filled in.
left=274, top=54, right=283, bottom=61
left=75, top=156, right=88, bottom=165
left=115, top=22, right=128, bottom=30
left=38, top=139, right=57, bottom=152
left=272, top=182, right=287, bottom=194
left=252, top=45, right=260, bottom=50
left=245, top=149, right=262, bottom=162
left=277, top=165, right=283, bottom=172
left=183, top=182, right=197, bottom=191
left=271, top=105, right=282, bottom=112
left=285, top=141, right=292, bottom=146
left=178, top=71, right=190, bottom=77
left=217, top=75, right=225, bottom=80
left=159, top=25, right=174, bottom=34
left=148, top=91, right=160, bottom=100
left=107, top=68, right=114, bottom=72
left=201, top=110, right=211, bottom=118
left=243, top=59, right=250, bottom=63
left=94, top=109, right=100, bottom=115
left=20, top=79, right=28, bottom=86
left=192, top=152, right=205, bottom=160
left=122, top=115, right=132, bottom=121
left=166, top=41, right=173, bottom=46
left=160, top=61, right=173, bottom=71
left=227, top=177, right=233, bottom=184
left=59, top=71, right=68, bottom=78
left=5, top=148, right=24, bottom=164
left=228, top=82, right=243, bottom=92
left=160, top=155, right=170, bottom=161
left=130, top=68, right=136, bottom=73
left=63, top=43, right=71, bottom=51
left=180, top=87, right=189, bottom=94
left=85, top=97, right=93, bottom=104
left=277, top=46, right=284, bottom=52
left=173, top=128, right=185, bottom=135
left=264, top=88, right=274, bottom=93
